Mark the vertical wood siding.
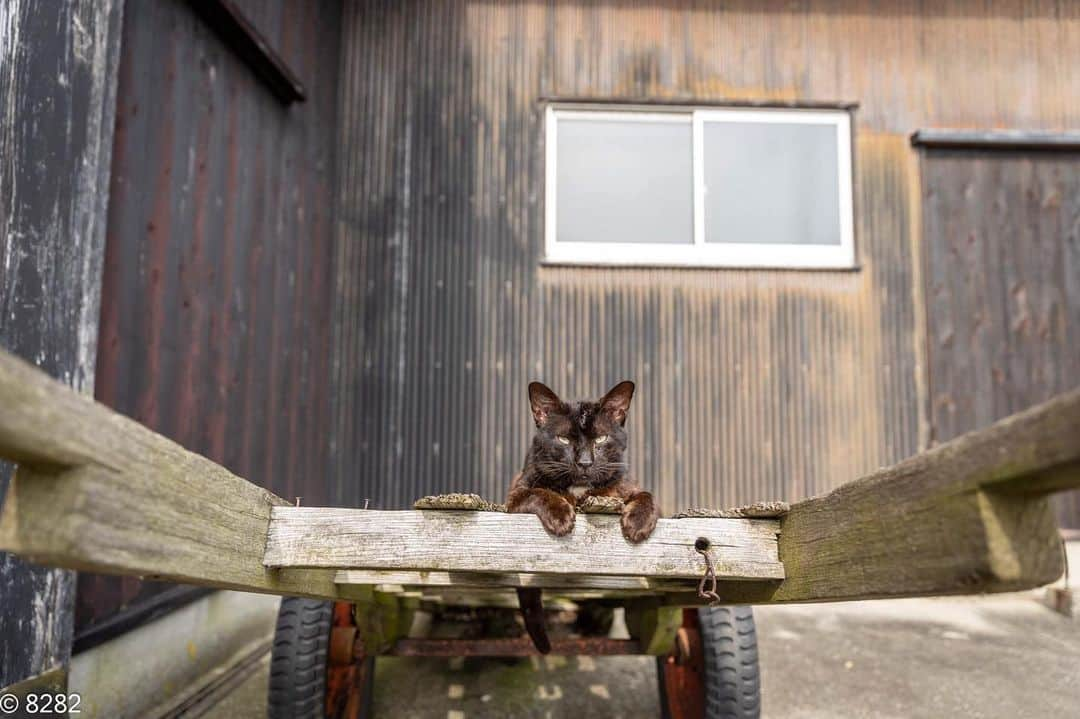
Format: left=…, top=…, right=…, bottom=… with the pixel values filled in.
left=922, top=149, right=1080, bottom=526
left=0, top=0, right=123, bottom=686
left=330, top=1, right=1079, bottom=516
left=84, top=0, right=342, bottom=636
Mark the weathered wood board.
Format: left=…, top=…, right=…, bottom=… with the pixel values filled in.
left=334, top=569, right=698, bottom=592
left=265, top=508, right=783, bottom=580
left=0, top=350, right=350, bottom=601
left=772, top=386, right=1080, bottom=603
left=0, top=346, right=1078, bottom=607
left=327, top=387, right=1080, bottom=606
left=0, top=0, right=125, bottom=689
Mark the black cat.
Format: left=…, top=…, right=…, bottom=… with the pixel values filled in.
left=506, top=381, right=660, bottom=543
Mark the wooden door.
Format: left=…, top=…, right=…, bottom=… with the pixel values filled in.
left=921, top=145, right=1080, bottom=526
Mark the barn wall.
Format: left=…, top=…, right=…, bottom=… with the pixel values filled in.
left=83, top=0, right=342, bottom=639
left=330, top=1, right=1079, bottom=514
left=0, top=0, right=123, bottom=688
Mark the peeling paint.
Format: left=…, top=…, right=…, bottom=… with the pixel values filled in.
left=0, top=0, right=123, bottom=687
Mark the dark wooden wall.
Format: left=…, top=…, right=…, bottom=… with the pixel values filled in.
left=922, top=148, right=1080, bottom=526
left=330, top=1, right=1079, bottom=515
left=0, top=0, right=123, bottom=689
left=80, top=0, right=342, bottom=641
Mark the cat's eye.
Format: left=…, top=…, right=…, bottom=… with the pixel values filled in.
left=556, top=436, right=571, bottom=445
left=594, top=435, right=608, bottom=445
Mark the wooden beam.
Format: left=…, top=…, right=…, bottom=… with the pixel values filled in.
left=625, top=602, right=682, bottom=655
left=772, top=387, right=1080, bottom=603
left=335, top=569, right=698, bottom=592
left=352, top=590, right=405, bottom=654
left=184, top=0, right=305, bottom=104
left=1, top=346, right=1077, bottom=606
left=0, top=350, right=347, bottom=601
left=910, top=129, right=1080, bottom=151
left=265, top=508, right=784, bottom=580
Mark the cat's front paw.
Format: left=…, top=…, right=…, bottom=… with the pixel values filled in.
left=538, top=500, right=576, bottom=537
left=621, top=496, right=658, bottom=543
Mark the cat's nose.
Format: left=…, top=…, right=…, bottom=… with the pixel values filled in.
left=578, top=452, right=593, bottom=467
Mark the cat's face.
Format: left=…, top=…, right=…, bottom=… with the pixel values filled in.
left=526, top=381, right=634, bottom=490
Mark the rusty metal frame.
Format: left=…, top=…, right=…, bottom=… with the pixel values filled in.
left=326, top=601, right=372, bottom=719
left=388, top=637, right=641, bottom=657
left=657, top=609, right=706, bottom=719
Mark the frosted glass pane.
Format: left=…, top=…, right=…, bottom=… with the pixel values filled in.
left=556, top=119, right=693, bottom=244
left=703, top=121, right=841, bottom=245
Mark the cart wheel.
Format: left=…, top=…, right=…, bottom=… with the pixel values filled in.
left=268, top=598, right=374, bottom=719
left=657, top=606, right=760, bottom=719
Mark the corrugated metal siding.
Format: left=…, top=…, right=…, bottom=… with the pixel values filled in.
left=82, top=0, right=342, bottom=635
left=922, top=149, right=1080, bottom=527
left=327, top=0, right=1075, bottom=513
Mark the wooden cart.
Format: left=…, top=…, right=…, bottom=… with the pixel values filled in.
left=0, top=348, right=1077, bottom=718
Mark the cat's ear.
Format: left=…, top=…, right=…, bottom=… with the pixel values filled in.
left=528, top=382, right=562, bottom=427
left=600, top=381, right=635, bottom=426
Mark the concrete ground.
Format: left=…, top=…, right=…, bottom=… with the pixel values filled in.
left=200, top=545, right=1080, bottom=718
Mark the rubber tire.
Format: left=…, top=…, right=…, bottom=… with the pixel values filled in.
left=699, top=605, right=761, bottom=719
left=268, top=597, right=333, bottom=719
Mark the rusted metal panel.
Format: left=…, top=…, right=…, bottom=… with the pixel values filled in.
left=330, top=0, right=1080, bottom=516
left=82, top=0, right=342, bottom=637
left=330, top=1, right=953, bottom=514
left=922, top=149, right=1080, bottom=526
left=184, top=0, right=306, bottom=104
left=0, top=0, right=123, bottom=688
left=657, top=610, right=706, bottom=719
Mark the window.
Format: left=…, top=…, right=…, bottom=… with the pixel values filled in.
left=544, top=106, right=855, bottom=268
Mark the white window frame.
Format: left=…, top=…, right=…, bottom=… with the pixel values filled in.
left=544, top=105, right=856, bottom=269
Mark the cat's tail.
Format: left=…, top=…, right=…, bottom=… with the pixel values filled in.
left=515, top=587, right=551, bottom=654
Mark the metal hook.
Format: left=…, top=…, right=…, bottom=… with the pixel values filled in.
left=696, top=543, right=722, bottom=605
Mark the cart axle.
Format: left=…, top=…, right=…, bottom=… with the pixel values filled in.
left=388, top=637, right=640, bottom=657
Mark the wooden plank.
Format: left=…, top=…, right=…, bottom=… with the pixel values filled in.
left=265, top=508, right=784, bottom=580
left=370, top=581, right=677, bottom=603
left=335, top=569, right=699, bottom=592
left=625, top=602, right=682, bottom=655
left=2, top=344, right=1077, bottom=606
left=184, top=0, right=306, bottom=104
left=352, top=591, right=404, bottom=654
left=772, top=387, right=1080, bottom=603
left=919, top=150, right=1080, bottom=527
left=0, top=350, right=347, bottom=601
